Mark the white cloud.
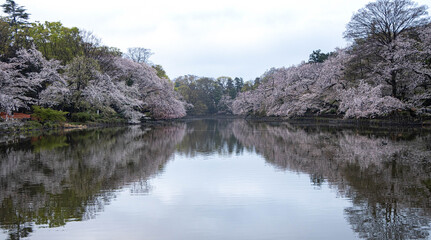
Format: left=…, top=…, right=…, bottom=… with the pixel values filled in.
left=12, top=0, right=431, bottom=79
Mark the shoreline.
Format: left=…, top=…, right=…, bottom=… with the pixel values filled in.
left=1, top=114, right=430, bottom=137
left=244, top=116, right=431, bottom=128
left=180, top=114, right=431, bottom=127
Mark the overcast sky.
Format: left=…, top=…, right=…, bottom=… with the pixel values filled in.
left=12, top=0, right=431, bottom=80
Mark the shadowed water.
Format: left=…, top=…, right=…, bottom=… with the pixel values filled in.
left=0, top=119, right=430, bottom=239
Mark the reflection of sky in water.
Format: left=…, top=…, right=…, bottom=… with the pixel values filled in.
left=24, top=151, right=356, bottom=240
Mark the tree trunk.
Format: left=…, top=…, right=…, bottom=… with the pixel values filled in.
left=391, top=71, right=398, bottom=99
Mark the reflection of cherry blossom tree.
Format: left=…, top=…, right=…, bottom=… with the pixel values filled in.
left=230, top=119, right=431, bottom=239
left=346, top=201, right=431, bottom=240
left=1, top=119, right=430, bottom=239
left=0, top=124, right=186, bottom=239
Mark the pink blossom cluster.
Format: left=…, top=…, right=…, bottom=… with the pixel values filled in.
left=233, top=24, right=431, bottom=118
left=0, top=48, right=187, bottom=122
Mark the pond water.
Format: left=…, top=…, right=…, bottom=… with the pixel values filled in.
left=1, top=119, right=431, bottom=240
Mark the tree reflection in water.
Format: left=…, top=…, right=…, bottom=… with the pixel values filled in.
left=0, top=124, right=186, bottom=240
left=0, top=119, right=430, bottom=240
left=231, top=120, right=431, bottom=240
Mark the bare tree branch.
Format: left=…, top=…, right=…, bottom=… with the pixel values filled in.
left=344, top=0, right=429, bottom=45
left=124, top=47, right=153, bottom=64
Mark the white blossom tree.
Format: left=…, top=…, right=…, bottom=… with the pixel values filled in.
left=338, top=81, right=407, bottom=118
left=390, top=24, right=431, bottom=108
left=233, top=49, right=351, bottom=117
left=109, top=57, right=186, bottom=120
left=344, top=0, right=429, bottom=98
left=0, top=47, right=64, bottom=114
left=232, top=1, right=430, bottom=119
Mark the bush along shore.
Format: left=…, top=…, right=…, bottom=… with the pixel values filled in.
left=0, top=105, right=192, bottom=136
left=0, top=106, right=129, bottom=134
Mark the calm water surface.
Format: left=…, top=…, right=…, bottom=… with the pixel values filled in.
left=1, top=119, right=431, bottom=240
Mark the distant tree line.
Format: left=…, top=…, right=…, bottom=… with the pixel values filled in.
left=173, top=75, right=245, bottom=115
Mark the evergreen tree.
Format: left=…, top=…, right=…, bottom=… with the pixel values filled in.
left=308, top=49, right=330, bottom=63
left=227, top=78, right=236, bottom=98
left=1, top=0, right=29, bottom=27
left=234, top=77, right=244, bottom=93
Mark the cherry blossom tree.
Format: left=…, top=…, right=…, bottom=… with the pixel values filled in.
left=80, top=73, right=144, bottom=123
left=233, top=19, right=430, bottom=119
left=0, top=47, right=64, bottom=114
left=217, top=95, right=234, bottom=115
left=342, top=23, right=431, bottom=117
left=1, top=47, right=186, bottom=121
left=344, top=0, right=429, bottom=99
left=338, top=81, right=407, bottom=118
left=233, top=49, right=351, bottom=117
left=390, top=24, right=431, bottom=108
left=108, top=57, right=186, bottom=120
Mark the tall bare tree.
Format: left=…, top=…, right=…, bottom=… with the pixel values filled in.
left=343, top=0, right=429, bottom=98
left=125, top=47, right=153, bottom=64
left=343, top=0, right=429, bottom=45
